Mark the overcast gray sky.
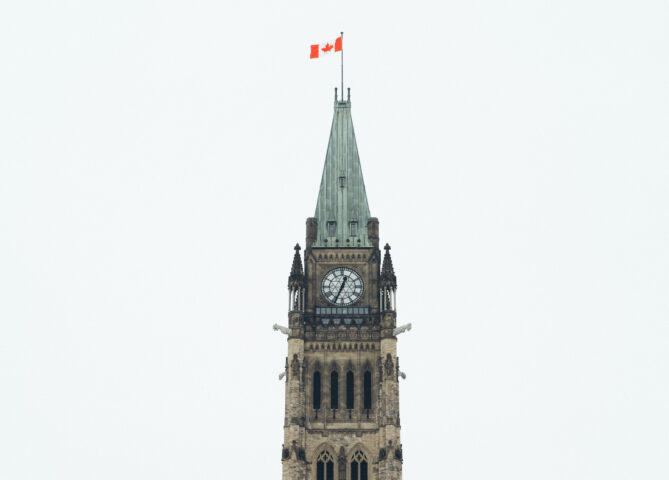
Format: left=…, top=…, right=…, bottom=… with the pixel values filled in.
left=1, top=1, right=668, bottom=479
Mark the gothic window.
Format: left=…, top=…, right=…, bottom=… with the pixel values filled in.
left=349, top=221, right=358, bottom=236
left=316, top=450, right=335, bottom=480
left=313, top=371, right=322, bottom=409
left=327, top=222, right=336, bottom=237
left=330, top=371, right=339, bottom=409
left=346, top=371, right=354, bottom=409
left=350, top=450, right=368, bottom=480
left=363, top=371, right=372, bottom=410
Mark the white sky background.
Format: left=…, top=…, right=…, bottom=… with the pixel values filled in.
left=1, top=0, right=668, bottom=479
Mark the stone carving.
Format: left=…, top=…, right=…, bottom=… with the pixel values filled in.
left=291, top=354, right=300, bottom=378
left=392, top=323, right=412, bottom=335
left=338, top=447, right=346, bottom=480
left=282, top=447, right=290, bottom=460
left=378, top=357, right=383, bottom=382
left=384, top=354, right=394, bottom=377
left=394, top=445, right=403, bottom=462
left=279, top=356, right=288, bottom=380
left=291, top=440, right=305, bottom=461
left=273, top=323, right=292, bottom=335
left=378, top=447, right=387, bottom=460
left=289, top=416, right=305, bottom=426
left=363, top=360, right=372, bottom=372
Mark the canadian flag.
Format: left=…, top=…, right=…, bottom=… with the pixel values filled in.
left=310, top=36, right=343, bottom=59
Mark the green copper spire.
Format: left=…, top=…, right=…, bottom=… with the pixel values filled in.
left=313, top=93, right=372, bottom=248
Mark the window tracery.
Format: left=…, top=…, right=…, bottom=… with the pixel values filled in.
left=350, top=450, right=368, bottom=480
left=316, top=450, right=335, bottom=480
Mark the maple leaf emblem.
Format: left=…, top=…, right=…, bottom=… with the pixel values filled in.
left=321, top=43, right=333, bottom=53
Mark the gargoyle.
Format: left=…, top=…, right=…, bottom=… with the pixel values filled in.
left=273, top=323, right=292, bottom=335
left=392, top=323, right=412, bottom=336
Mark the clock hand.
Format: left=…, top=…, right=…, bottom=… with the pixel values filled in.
left=333, top=276, right=348, bottom=303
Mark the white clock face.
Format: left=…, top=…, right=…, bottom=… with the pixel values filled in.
left=321, top=267, right=364, bottom=305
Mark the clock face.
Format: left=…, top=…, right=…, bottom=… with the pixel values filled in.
left=321, top=267, right=364, bottom=305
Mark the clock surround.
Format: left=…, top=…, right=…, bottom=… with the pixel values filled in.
left=321, top=267, right=364, bottom=306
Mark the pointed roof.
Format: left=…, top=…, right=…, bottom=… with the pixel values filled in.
left=289, top=244, right=305, bottom=287
left=313, top=96, right=372, bottom=248
left=290, top=244, right=304, bottom=276
left=381, top=243, right=397, bottom=287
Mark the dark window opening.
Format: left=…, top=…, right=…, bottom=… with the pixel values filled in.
left=317, top=451, right=335, bottom=480
left=351, top=451, right=368, bottom=480
left=330, top=371, right=339, bottom=409
left=313, top=371, right=321, bottom=409
left=346, top=371, right=354, bottom=409
left=327, top=222, right=336, bottom=237
left=363, top=371, right=372, bottom=409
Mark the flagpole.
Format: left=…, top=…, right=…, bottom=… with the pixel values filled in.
left=341, top=31, right=344, bottom=101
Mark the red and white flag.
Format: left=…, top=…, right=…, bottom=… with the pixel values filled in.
left=310, top=36, right=342, bottom=59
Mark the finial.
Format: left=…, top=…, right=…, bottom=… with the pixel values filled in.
left=384, top=243, right=391, bottom=251
left=347, top=87, right=350, bottom=102
left=335, top=87, right=338, bottom=101
left=294, top=243, right=301, bottom=251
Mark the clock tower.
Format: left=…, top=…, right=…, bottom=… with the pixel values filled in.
left=276, top=90, right=408, bottom=480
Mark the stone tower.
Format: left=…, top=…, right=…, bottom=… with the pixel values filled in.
left=277, top=91, right=408, bottom=480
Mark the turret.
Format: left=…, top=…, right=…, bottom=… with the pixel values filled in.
left=277, top=90, right=408, bottom=480
left=288, top=244, right=305, bottom=312
left=380, top=244, right=397, bottom=312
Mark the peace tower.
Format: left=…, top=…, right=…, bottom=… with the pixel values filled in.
left=276, top=89, right=409, bottom=480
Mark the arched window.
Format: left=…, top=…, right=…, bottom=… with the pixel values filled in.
left=363, top=371, right=372, bottom=410
left=346, top=371, right=354, bottom=409
left=316, top=450, right=334, bottom=480
left=313, top=371, right=321, bottom=409
left=330, top=371, right=339, bottom=409
left=350, top=450, right=368, bottom=480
